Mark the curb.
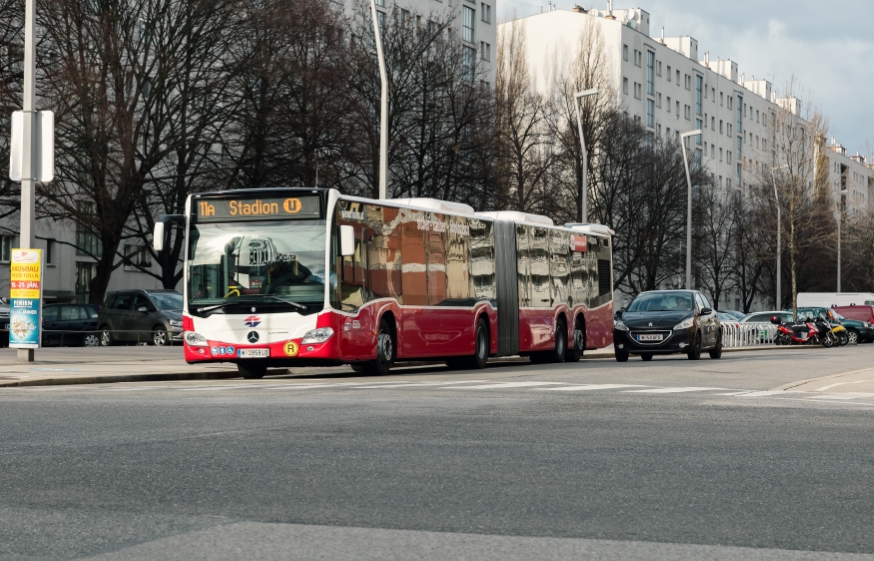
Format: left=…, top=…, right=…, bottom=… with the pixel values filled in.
left=0, top=345, right=807, bottom=389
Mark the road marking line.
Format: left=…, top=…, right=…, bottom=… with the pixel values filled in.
left=444, top=382, right=566, bottom=389
left=260, top=384, right=356, bottom=390
left=729, top=390, right=807, bottom=397
left=622, top=387, right=726, bottom=394
left=352, top=380, right=488, bottom=389
left=816, top=380, right=874, bottom=391
left=179, top=385, right=266, bottom=391
left=805, top=393, right=874, bottom=400
left=97, top=386, right=168, bottom=391
left=536, top=384, right=650, bottom=391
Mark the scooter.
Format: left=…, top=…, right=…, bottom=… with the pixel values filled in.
left=771, top=316, right=821, bottom=346
left=810, top=315, right=837, bottom=348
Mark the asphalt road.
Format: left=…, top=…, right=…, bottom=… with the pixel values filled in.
left=2, top=347, right=874, bottom=560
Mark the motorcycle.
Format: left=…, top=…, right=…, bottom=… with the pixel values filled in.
left=810, top=315, right=837, bottom=348
left=771, top=315, right=823, bottom=346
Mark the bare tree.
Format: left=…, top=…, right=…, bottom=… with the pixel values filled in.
left=693, top=180, right=735, bottom=310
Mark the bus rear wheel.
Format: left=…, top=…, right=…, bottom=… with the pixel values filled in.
left=448, top=318, right=489, bottom=370
left=565, top=320, right=585, bottom=363
left=364, top=318, right=395, bottom=376
left=238, top=362, right=266, bottom=379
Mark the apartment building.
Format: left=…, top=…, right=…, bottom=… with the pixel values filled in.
left=822, top=140, right=874, bottom=218
left=341, top=0, right=496, bottom=84
left=502, top=5, right=815, bottom=194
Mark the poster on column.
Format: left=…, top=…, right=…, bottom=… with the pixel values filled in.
left=9, top=249, right=42, bottom=349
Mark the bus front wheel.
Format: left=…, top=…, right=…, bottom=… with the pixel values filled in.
left=238, top=362, right=266, bottom=379
left=364, top=318, right=395, bottom=376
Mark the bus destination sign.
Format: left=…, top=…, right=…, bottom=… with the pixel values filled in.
left=195, top=196, right=321, bottom=222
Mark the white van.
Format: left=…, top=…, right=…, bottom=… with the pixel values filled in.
left=796, top=293, right=874, bottom=308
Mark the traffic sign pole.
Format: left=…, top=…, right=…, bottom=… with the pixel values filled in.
left=18, top=0, right=37, bottom=362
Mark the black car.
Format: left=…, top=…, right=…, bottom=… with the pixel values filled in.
left=613, top=290, right=722, bottom=362
left=98, top=290, right=183, bottom=346
left=42, top=303, right=101, bottom=347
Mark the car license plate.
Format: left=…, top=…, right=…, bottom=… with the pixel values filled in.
left=238, top=349, right=269, bottom=358
left=638, top=334, right=664, bottom=342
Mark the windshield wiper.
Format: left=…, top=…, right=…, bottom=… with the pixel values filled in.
left=196, top=294, right=307, bottom=313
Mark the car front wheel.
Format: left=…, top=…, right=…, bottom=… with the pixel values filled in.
left=152, top=327, right=169, bottom=346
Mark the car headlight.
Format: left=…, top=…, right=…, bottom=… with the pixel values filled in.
left=302, top=327, right=335, bottom=344
left=614, top=320, right=629, bottom=332
left=674, top=317, right=694, bottom=330
left=184, top=331, right=208, bottom=346
left=865, top=322, right=871, bottom=328
left=169, top=319, right=183, bottom=327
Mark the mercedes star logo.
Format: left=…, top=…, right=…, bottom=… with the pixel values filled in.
left=247, top=331, right=260, bottom=344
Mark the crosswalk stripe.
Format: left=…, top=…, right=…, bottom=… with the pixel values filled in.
left=179, top=385, right=266, bottom=391
left=536, top=384, right=650, bottom=391
left=804, top=394, right=865, bottom=401
left=622, top=387, right=726, bottom=394
left=727, top=390, right=805, bottom=397
left=444, top=382, right=566, bottom=389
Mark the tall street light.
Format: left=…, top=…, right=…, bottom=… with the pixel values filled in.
left=680, top=129, right=701, bottom=290
left=837, top=186, right=848, bottom=292
left=574, top=88, right=598, bottom=223
left=771, top=164, right=789, bottom=309
left=369, top=0, right=389, bottom=199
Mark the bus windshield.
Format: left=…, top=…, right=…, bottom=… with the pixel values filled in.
left=187, top=220, right=327, bottom=315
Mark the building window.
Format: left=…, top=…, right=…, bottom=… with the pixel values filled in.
left=75, top=262, right=96, bottom=304
left=45, top=238, right=55, bottom=266
left=719, top=120, right=723, bottom=134
left=462, top=6, right=475, bottom=43
left=481, top=3, right=491, bottom=23
left=696, top=119, right=702, bottom=144
left=76, top=202, right=103, bottom=257
left=711, top=116, right=715, bottom=130
left=623, top=78, right=628, bottom=95
left=727, top=96, right=733, bottom=110
left=676, top=69, right=680, bottom=84
left=666, top=96, right=671, bottom=112
left=0, top=235, right=12, bottom=263
left=720, top=148, right=723, bottom=162
left=634, top=82, right=641, bottom=99
left=647, top=99, right=654, bottom=128
left=695, top=75, right=703, bottom=116
left=634, top=50, right=641, bottom=67
left=720, top=92, right=724, bottom=106
left=480, top=41, right=490, bottom=61
left=727, top=178, right=732, bottom=189
left=657, top=93, right=662, bottom=108
left=666, top=65, right=671, bottom=82
left=124, top=244, right=152, bottom=272
left=375, top=0, right=384, bottom=5
left=623, top=44, right=628, bottom=61
left=728, top=124, right=733, bottom=136
left=401, top=9, right=410, bottom=24
left=675, top=100, right=680, bottom=116
left=727, top=151, right=733, bottom=164
left=684, top=74, right=691, bottom=90
left=462, top=46, right=475, bottom=81
left=736, top=96, right=743, bottom=134
left=646, top=51, right=654, bottom=95
left=684, top=105, right=690, bottom=120
left=657, top=61, right=662, bottom=76
left=695, top=149, right=702, bottom=167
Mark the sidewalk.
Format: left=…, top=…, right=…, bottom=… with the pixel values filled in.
left=0, top=344, right=808, bottom=388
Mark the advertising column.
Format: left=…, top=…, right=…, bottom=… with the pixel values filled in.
left=9, top=249, right=42, bottom=349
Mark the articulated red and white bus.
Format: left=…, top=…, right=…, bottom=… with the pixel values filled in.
left=156, top=188, right=614, bottom=378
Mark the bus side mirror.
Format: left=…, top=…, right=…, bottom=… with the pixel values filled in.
left=153, top=222, right=165, bottom=252
left=339, top=225, right=355, bottom=256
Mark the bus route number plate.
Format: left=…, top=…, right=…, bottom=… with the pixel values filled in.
left=238, top=349, right=269, bottom=358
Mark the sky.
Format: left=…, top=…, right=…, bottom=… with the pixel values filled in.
left=500, top=0, right=874, bottom=156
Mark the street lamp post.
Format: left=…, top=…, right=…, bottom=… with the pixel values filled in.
left=837, top=187, right=848, bottom=292
left=369, top=0, right=389, bottom=199
left=771, top=164, right=789, bottom=309
left=573, top=88, right=599, bottom=223
left=680, top=129, right=702, bottom=290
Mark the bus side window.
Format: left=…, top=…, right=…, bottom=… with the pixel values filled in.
left=470, top=219, right=496, bottom=303
left=550, top=229, right=570, bottom=307
left=446, top=215, right=473, bottom=304
left=340, top=227, right=367, bottom=312
left=516, top=224, right=530, bottom=307
left=367, top=206, right=402, bottom=302
left=530, top=227, right=551, bottom=307
left=426, top=212, right=447, bottom=306
left=401, top=209, right=428, bottom=306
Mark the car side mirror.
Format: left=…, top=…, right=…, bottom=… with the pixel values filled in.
left=137, top=307, right=149, bottom=313
left=700, top=307, right=713, bottom=315
left=616, top=308, right=625, bottom=318
left=339, top=225, right=355, bottom=257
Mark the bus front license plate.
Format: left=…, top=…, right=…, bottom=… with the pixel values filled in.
left=238, top=349, right=269, bottom=358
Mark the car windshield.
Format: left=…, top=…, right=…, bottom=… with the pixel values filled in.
left=187, top=220, right=327, bottom=313
left=627, top=293, right=694, bottom=312
left=829, top=310, right=846, bottom=320
left=151, top=292, right=183, bottom=311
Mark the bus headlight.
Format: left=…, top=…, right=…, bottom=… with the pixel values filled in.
left=302, top=327, right=335, bottom=344
left=184, top=331, right=208, bottom=346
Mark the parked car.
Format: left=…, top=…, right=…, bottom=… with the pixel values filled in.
left=98, top=290, right=183, bottom=346
left=613, top=290, right=722, bottom=362
left=797, top=292, right=874, bottom=308
left=719, top=310, right=747, bottom=321
left=42, top=303, right=101, bottom=347
left=831, top=305, right=874, bottom=324
left=741, top=311, right=795, bottom=324
left=792, top=307, right=873, bottom=344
